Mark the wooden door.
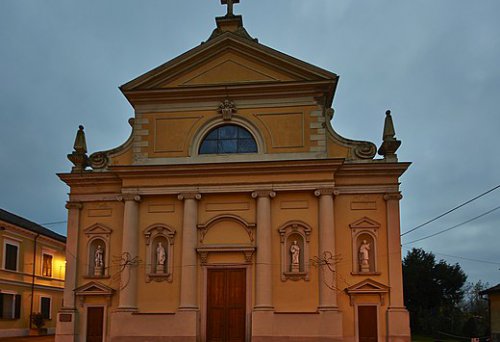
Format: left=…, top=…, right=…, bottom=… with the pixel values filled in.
left=207, top=268, right=246, bottom=342
left=86, top=306, right=104, bottom=342
left=358, top=305, right=378, bottom=342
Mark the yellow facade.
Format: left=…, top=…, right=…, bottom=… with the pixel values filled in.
left=56, top=8, right=410, bottom=342
left=0, top=209, right=65, bottom=337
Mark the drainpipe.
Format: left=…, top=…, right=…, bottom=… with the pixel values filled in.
left=29, top=233, right=40, bottom=329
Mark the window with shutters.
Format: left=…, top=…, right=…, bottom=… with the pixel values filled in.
left=40, top=296, right=51, bottom=320
left=42, top=253, right=53, bottom=277
left=0, top=293, right=21, bottom=319
left=3, top=240, right=19, bottom=272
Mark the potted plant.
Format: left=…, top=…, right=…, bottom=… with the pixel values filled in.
left=29, top=312, right=48, bottom=336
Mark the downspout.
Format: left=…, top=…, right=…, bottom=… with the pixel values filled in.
left=29, top=233, right=40, bottom=329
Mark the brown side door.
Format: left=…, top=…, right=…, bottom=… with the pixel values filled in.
left=358, top=305, right=378, bottom=342
left=207, top=268, right=246, bottom=342
left=86, top=306, right=104, bottom=342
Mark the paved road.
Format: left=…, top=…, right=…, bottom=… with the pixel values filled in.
left=0, top=336, right=54, bottom=342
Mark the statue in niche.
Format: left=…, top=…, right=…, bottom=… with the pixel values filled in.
left=156, top=242, right=166, bottom=273
left=290, top=240, right=300, bottom=272
left=359, top=240, right=371, bottom=272
left=94, top=245, right=104, bottom=276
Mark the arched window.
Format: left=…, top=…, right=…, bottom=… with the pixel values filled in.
left=199, top=125, right=257, bottom=154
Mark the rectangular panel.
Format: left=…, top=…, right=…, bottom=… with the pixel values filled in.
left=206, top=202, right=249, bottom=212
left=148, top=204, right=175, bottom=213
left=280, top=200, right=309, bottom=209
left=351, top=201, right=377, bottom=210
left=88, top=209, right=112, bottom=217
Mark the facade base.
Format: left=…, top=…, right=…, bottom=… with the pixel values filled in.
left=387, top=307, right=411, bottom=342
left=55, top=309, right=77, bottom=342
left=109, top=310, right=198, bottom=342
left=252, top=309, right=343, bottom=341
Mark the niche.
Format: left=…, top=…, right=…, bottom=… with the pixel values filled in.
left=349, top=217, right=380, bottom=275
left=278, top=221, right=311, bottom=281
left=144, top=224, right=176, bottom=282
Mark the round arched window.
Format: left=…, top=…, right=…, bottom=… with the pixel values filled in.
left=199, top=125, right=257, bottom=154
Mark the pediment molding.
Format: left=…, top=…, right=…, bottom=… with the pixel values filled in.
left=74, top=281, right=115, bottom=297
left=349, top=217, right=380, bottom=231
left=120, top=34, right=338, bottom=93
left=84, top=223, right=113, bottom=237
left=345, top=278, right=389, bottom=306
left=197, top=214, right=255, bottom=244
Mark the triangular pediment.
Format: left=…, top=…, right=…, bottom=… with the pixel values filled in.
left=74, top=281, right=115, bottom=297
left=345, top=279, right=389, bottom=295
left=349, top=217, right=380, bottom=230
left=84, top=223, right=113, bottom=236
left=121, top=33, right=338, bottom=92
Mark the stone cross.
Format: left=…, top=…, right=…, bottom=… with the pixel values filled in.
left=221, top=0, right=240, bottom=17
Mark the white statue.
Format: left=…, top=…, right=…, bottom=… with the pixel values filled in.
left=95, top=245, right=104, bottom=267
left=156, top=242, right=166, bottom=266
left=359, top=240, right=370, bottom=272
left=290, top=240, right=300, bottom=266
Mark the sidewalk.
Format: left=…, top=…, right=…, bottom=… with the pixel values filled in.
left=0, top=336, right=54, bottom=342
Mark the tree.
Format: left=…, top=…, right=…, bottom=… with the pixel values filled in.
left=403, top=248, right=467, bottom=335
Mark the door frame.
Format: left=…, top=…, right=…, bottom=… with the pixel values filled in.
left=354, top=303, right=380, bottom=342
left=201, top=264, right=252, bottom=342
left=83, top=304, right=107, bottom=342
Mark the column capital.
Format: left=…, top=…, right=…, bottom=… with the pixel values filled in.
left=118, top=194, right=141, bottom=202
left=384, top=193, right=403, bottom=201
left=251, top=190, right=276, bottom=199
left=314, top=187, right=338, bottom=197
left=178, top=193, right=202, bottom=201
left=65, top=201, right=83, bottom=210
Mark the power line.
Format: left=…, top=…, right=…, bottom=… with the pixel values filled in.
left=402, top=205, right=500, bottom=245
left=402, top=247, right=500, bottom=266
left=40, top=220, right=67, bottom=226
left=401, top=184, right=500, bottom=237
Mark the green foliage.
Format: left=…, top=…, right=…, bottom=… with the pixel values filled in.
left=31, top=312, right=45, bottom=329
left=403, top=248, right=467, bottom=335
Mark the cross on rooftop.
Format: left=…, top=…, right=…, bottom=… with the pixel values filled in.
left=221, top=0, right=240, bottom=17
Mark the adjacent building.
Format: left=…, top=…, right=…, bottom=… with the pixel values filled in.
left=480, top=284, right=500, bottom=342
left=56, top=3, right=411, bottom=342
left=0, top=208, right=66, bottom=337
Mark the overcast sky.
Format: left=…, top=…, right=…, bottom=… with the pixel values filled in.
left=0, top=0, right=499, bottom=286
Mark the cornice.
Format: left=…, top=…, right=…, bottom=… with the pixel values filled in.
left=58, top=172, right=121, bottom=187
left=122, top=80, right=335, bottom=106
left=336, top=162, right=411, bottom=178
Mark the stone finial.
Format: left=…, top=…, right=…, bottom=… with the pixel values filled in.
left=67, top=125, right=89, bottom=172
left=377, top=110, right=401, bottom=161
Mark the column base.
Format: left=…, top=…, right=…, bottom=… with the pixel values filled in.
left=387, top=307, right=411, bottom=342
left=252, top=309, right=343, bottom=341
left=55, top=308, right=77, bottom=342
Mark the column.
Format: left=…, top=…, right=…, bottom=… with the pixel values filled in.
left=384, top=193, right=405, bottom=308
left=118, top=194, right=141, bottom=310
left=385, top=193, right=411, bottom=341
left=178, top=193, right=201, bottom=310
left=314, top=188, right=338, bottom=310
left=251, top=190, right=275, bottom=310
left=62, top=201, right=82, bottom=309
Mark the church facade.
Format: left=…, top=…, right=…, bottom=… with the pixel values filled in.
left=55, top=4, right=411, bottom=342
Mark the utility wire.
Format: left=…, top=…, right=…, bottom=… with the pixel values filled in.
left=40, top=220, right=67, bottom=226
left=401, top=184, right=500, bottom=236
left=402, top=246, right=500, bottom=266
left=402, top=205, right=500, bottom=245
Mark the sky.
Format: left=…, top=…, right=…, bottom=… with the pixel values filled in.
left=0, top=0, right=499, bottom=286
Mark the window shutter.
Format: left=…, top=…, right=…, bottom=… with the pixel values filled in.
left=14, top=295, right=21, bottom=319
left=0, top=293, right=4, bottom=318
